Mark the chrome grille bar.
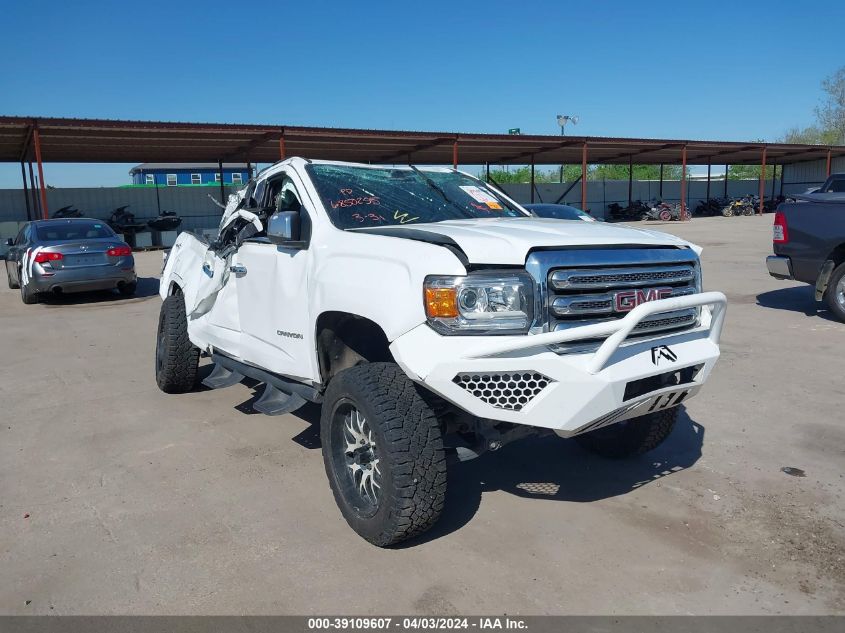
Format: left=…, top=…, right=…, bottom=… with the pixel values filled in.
left=550, top=265, right=696, bottom=290
left=551, top=309, right=698, bottom=333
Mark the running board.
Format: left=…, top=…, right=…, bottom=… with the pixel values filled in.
left=207, top=353, right=322, bottom=416
left=202, top=364, right=245, bottom=389
left=253, top=385, right=307, bottom=416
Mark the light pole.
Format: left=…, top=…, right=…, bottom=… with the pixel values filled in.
left=557, top=114, right=579, bottom=183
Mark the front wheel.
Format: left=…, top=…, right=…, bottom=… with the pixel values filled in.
left=321, top=363, right=447, bottom=547
left=824, top=262, right=845, bottom=323
left=155, top=293, right=199, bottom=393
left=575, top=407, right=679, bottom=458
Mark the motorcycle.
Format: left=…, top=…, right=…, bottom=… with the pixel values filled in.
left=608, top=200, right=650, bottom=221
left=147, top=210, right=183, bottom=231
left=52, top=205, right=83, bottom=219
left=642, top=200, right=688, bottom=221
left=694, top=198, right=728, bottom=216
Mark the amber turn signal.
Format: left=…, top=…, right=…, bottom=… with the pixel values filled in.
left=424, top=287, right=458, bottom=318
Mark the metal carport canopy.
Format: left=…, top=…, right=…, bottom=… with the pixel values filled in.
left=2, top=115, right=844, bottom=166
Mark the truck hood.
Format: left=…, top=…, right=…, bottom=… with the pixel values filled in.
left=355, top=217, right=698, bottom=265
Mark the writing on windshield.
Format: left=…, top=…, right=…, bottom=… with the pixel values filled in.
left=305, top=164, right=525, bottom=230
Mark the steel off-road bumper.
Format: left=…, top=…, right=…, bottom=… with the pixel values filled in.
left=390, top=292, right=727, bottom=438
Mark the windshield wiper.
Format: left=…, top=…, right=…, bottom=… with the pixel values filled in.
left=408, top=166, right=473, bottom=219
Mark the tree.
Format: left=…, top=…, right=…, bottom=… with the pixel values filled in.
left=481, top=166, right=561, bottom=183
left=727, top=164, right=780, bottom=180
left=481, top=163, right=684, bottom=183
left=591, top=164, right=682, bottom=180
left=816, top=66, right=845, bottom=144
left=780, top=65, right=845, bottom=145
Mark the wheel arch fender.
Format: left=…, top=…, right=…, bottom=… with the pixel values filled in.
left=314, top=311, right=394, bottom=386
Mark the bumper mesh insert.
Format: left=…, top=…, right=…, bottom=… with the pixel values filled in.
left=452, top=371, right=552, bottom=411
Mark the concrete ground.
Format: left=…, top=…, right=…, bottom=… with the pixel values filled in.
left=1, top=215, right=843, bottom=615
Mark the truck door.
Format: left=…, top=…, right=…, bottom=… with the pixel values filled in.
left=234, top=173, right=317, bottom=383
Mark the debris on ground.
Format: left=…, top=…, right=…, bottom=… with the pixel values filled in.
left=781, top=467, right=806, bottom=477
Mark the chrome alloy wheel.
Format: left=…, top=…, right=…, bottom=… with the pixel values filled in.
left=340, top=407, right=381, bottom=508
left=835, top=275, right=845, bottom=311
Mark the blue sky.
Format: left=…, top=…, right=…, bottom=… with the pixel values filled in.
left=1, top=0, right=842, bottom=187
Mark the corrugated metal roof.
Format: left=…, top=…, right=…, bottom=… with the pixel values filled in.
left=2, top=115, right=844, bottom=166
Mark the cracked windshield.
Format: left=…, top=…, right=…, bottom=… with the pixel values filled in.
left=305, top=164, right=527, bottom=229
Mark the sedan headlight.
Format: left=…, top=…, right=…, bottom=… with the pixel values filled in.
left=424, top=271, right=534, bottom=335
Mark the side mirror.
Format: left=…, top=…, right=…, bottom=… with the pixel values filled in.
left=267, top=211, right=306, bottom=249
left=5, top=238, right=13, bottom=246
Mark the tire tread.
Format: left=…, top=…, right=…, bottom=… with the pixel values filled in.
left=155, top=293, right=199, bottom=393
left=321, top=363, right=447, bottom=546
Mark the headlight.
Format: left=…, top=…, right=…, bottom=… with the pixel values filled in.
left=424, top=271, right=534, bottom=335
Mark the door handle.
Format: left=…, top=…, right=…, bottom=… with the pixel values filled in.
left=230, top=264, right=247, bottom=275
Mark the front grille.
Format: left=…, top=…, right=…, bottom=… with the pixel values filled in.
left=453, top=371, right=552, bottom=411
left=526, top=249, right=701, bottom=342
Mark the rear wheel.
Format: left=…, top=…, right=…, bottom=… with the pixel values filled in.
left=575, top=407, right=679, bottom=458
left=155, top=292, right=199, bottom=393
left=6, top=265, right=19, bottom=289
left=321, top=362, right=447, bottom=547
left=20, top=275, right=38, bottom=304
left=119, top=281, right=137, bottom=296
left=824, top=262, right=845, bottom=323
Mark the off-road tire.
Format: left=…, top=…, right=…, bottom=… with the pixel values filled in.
left=7, top=266, right=19, bottom=289
left=575, top=406, right=679, bottom=459
left=824, top=262, right=845, bottom=323
left=155, top=293, right=199, bottom=393
left=321, top=362, right=447, bottom=547
left=20, top=277, right=38, bottom=304
left=119, top=281, right=137, bottom=296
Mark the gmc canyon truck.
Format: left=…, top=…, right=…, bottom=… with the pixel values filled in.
left=767, top=174, right=845, bottom=322
left=156, top=158, right=726, bottom=546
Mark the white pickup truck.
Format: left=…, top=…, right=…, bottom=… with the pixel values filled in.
left=156, top=158, right=726, bottom=546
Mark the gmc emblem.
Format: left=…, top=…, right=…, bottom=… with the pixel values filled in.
left=614, top=287, right=673, bottom=312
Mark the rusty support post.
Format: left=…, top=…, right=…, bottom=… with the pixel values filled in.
left=771, top=162, right=777, bottom=199
left=485, top=163, right=490, bottom=183
left=627, top=155, right=633, bottom=206
left=706, top=160, right=711, bottom=200
left=581, top=142, right=588, bottom=211
left=279, top=134, right=286, bottom=160
left=33, top=127, right=48, bottom=219
left=28, top=162, right=39, bottom=217
left=680, top=145, right=687, bottom=216
left=758, top=147, right=767, bottom=215
left=826, top=149, right=832, bottom=177
left=724, top=164, right=729, bottom=198
left=779, top=163, right=785, bottom=197
left=452, top=140, right=458, bottom=169
left=218, top=160, right=226, bottom=206
left=530, top=157, right=535, bottom=203
left=20, top=162, right=31, bottom=221
left=659, top=163, right=664, bottom=199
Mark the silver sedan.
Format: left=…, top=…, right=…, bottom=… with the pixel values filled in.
left=4, top=218, right=137, bottom=304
